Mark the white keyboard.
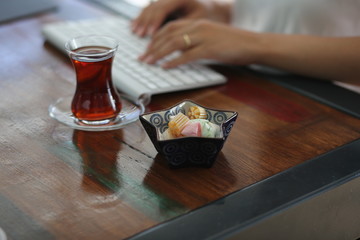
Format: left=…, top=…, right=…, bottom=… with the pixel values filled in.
left=42, top=17, right=227, bottom=104
left=85, top=0, right=145, bottom=19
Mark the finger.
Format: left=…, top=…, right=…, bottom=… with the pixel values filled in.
left=132, top=14, right=160, bottom=36
left=140, top=14, right=169, bottom=37
left=144, top=35, right=197, bottom=65
left=140, top=34, right=186, bottom=64
left=141, top=24, right=198, bottom=63
left=132, top=4, right=164, bottom=36
left=162, top=47, right=205, bottom=68
left=148, top=20, right=191, bottom=46
left=131, top=6, right=149, bottom=33
left=138, top=22, right=188, bottom=58
left=145, top=15, right=166, bottom=36
left=132, top=1, right=183, bottom=37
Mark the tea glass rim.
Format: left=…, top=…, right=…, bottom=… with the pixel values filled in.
left=64, top=35, right=119, bottom=58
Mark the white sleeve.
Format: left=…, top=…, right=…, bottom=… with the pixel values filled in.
left=231, top=0, right=360, bottom=37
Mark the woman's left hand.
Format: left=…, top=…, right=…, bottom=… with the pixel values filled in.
left=138, top=19, right=262, bottom=68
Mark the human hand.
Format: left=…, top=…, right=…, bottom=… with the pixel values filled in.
left=139, top=19, right=262, bottom=68
left=131, top=0, right=211, bottom=37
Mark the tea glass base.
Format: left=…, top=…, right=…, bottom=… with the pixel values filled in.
left=49, top=95, right=145, bottom=131
left=75, top=118, right=116, bottom=126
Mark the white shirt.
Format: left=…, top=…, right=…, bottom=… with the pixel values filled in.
left=231, top=0, right=360, bottom=37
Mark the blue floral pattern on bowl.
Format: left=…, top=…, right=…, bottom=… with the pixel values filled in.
left=140, top=100, right=238, bottom=168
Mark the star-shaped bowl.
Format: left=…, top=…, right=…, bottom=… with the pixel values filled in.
left=140, top=100, right=238, bottom=168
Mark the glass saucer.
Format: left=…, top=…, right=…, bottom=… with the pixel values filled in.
left=49, top=95, right=145, bottom=131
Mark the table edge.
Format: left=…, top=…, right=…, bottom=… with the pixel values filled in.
left=128, top=138, right=360, bottom=240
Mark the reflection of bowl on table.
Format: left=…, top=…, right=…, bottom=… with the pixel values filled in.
left=140, top=100, right=238, bottom=168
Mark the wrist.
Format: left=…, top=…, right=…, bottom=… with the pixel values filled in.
left=251, top=32, right=275, bottom=66
left=231, top=30, right=271, bottom=66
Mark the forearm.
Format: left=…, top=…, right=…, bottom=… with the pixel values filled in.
left=256, top=34, right=360, bottom=84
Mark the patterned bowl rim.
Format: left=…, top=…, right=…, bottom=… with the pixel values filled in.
left=139, top=99, right=238, bottom=142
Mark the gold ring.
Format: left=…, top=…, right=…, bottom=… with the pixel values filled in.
left=183, top=34, right=192, bottom=49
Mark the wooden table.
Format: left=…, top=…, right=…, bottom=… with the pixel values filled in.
left=1, top=1, right=360, bottom=239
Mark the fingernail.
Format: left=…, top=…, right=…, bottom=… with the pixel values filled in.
left=144, top=55, right=154, bottom=64
left=138, top=54, right=146, bottom=61
left=148, top=26, right=156, bottom=36
left=136, top=26, right=144, bottom=36
left=162, top=60, right=178, bottom=68
left=161, top=62, right=171, bottom=68
left=131, top=24, right=137, bottom=32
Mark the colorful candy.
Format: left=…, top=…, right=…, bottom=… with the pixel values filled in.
left=181, top=119, right=219, bottom=138
left=181, top=121, right=202, bottom=137
left=163, top=106, right=220, bottom=139
left=187, top=106, right=207, bottom=119
left=168, top=112, right=190, bottom=137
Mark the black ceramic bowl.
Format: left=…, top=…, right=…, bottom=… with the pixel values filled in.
left=139, top=100, right=238, bottom=168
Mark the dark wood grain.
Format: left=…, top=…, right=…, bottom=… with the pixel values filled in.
left=1, top=0, right=360, bottom=239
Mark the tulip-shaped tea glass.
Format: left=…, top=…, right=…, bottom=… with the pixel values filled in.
left=66, top=35, right=121, bottom=125
left=49, top=35, right=144, bottom=131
